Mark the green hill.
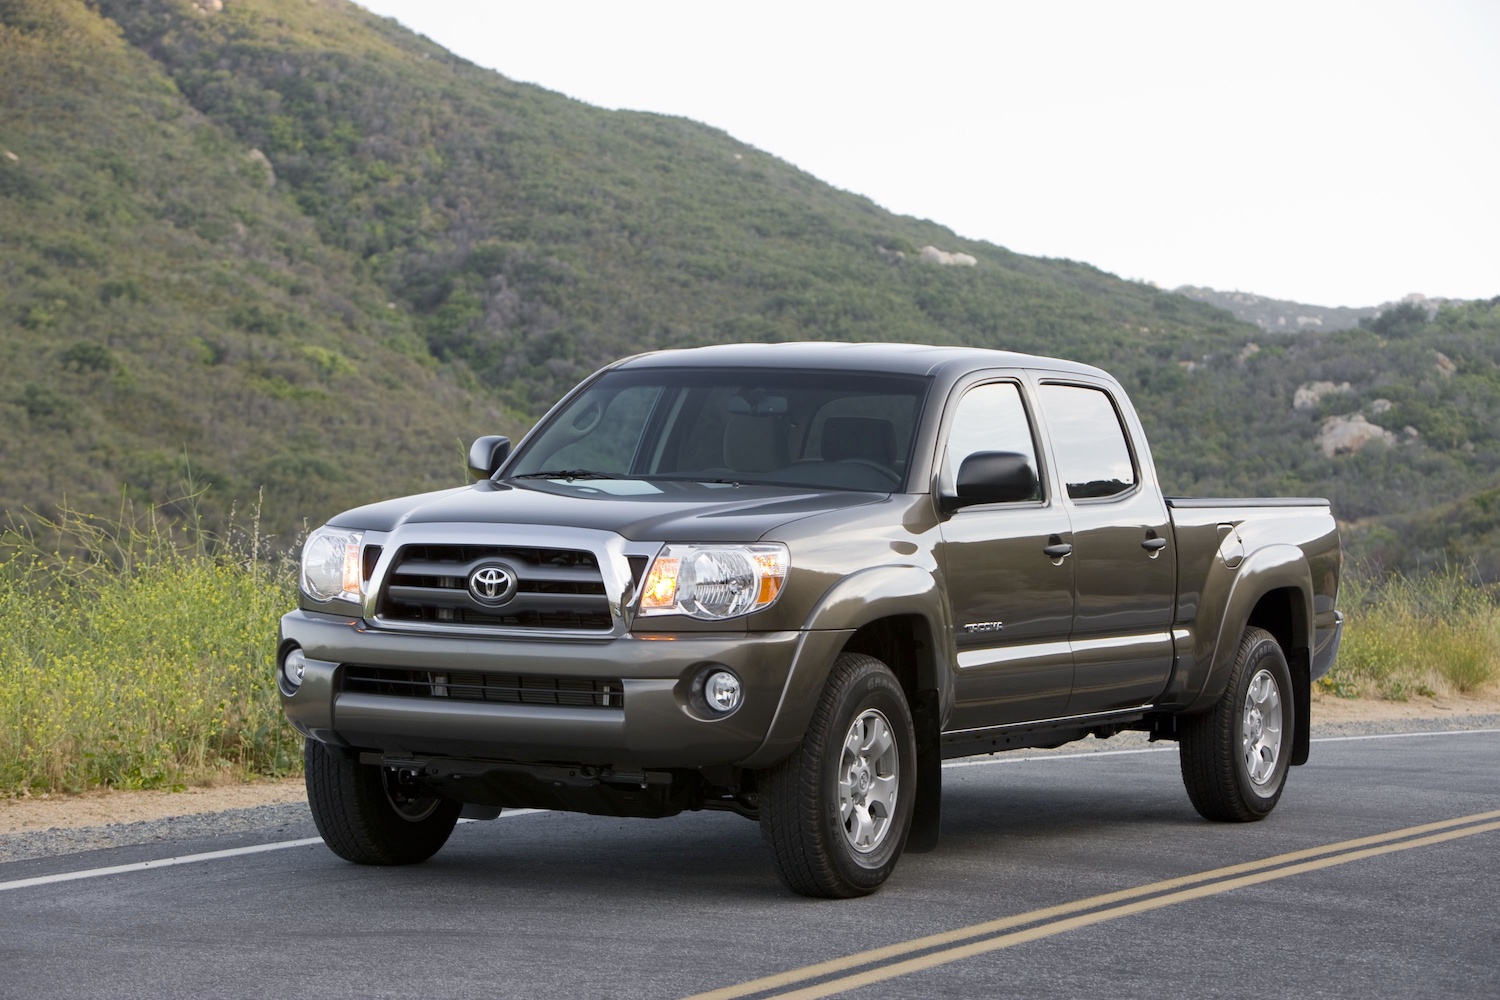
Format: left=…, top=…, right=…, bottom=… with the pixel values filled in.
left=0, top=0, right=494, bottom=537
left=3, top=0, right=1498, bottom=575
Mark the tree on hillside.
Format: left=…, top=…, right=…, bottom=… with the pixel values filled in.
left=1360, top=300, right=1430, bottom=338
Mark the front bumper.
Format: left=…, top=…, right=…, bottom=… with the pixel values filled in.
left=279, top=610, right=850, bottom=770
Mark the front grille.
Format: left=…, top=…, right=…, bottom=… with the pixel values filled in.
left=342, top=666, right=622, bottom=709
left=377, top=543, right=611, bottom=631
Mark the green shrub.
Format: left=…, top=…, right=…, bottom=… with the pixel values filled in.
left=0, top=498, right=299, bottom=795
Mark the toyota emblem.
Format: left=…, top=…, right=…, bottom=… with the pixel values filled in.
left=468, top=564, right=517, bottom=605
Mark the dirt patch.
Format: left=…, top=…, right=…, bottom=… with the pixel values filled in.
left=1310, top=688, right=1500, bottom=725
left=4, top=690, right=1498, bottom=837
left=1, top=777, right=307, bottom=836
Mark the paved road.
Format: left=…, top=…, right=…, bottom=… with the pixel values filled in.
left=3, top=728, right=1497, bottom=999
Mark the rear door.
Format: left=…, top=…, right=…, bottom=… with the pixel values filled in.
left=1033, top=378, right=1175, bottom=714
left=935, top=376, right=1075, bottom=730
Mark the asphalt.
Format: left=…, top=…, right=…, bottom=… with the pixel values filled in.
left=1, top=722, right=1496, bottom=999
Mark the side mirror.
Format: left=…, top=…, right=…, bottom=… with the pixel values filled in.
left=466, top=435, right=511, bottom=481
left=943, top=451, right=1038, bottom=511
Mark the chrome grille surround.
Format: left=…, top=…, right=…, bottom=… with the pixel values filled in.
left=359, top=524, right=661, bottom=639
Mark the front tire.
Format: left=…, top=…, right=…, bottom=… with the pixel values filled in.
left=1179, top=626, right=1294, bottom=822
left=304, top=739, right=461, bottom=865
left=759, top=653, right=916, bottom=898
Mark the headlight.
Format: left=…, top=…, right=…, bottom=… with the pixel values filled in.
left=638, top=543, right=788, bottom=620
left=301, top=526, right=365, bottom=604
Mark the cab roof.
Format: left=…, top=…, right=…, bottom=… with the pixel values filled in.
left=613, top=341, right=1111, bottom=382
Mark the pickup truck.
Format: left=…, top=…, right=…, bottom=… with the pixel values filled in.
left=279, top=342, right=1343, bottom=897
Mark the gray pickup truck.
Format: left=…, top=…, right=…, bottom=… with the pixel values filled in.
left=279, top=343, right=1343, bottom=897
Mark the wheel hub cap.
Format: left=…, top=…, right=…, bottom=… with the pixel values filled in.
left=1241, top=668, right=1283, bottom=788
left=837, top=709, right=899, bottom=855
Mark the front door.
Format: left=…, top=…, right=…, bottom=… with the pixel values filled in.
left=936, top=379, right=1075, bottom=730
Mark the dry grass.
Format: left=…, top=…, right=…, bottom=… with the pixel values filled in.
left=1322, top=569, right=1500, bottom=701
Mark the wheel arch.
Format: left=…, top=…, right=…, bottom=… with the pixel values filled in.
left=739, top=565, right=949, bottom=770
left=1189, top=545, right=1314, bottom=711
left=840, top=614, right=940, bottom=708
left=1187, top=547, right=1315, bottom=767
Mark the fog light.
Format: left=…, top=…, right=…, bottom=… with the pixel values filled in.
left=282, top=647, right=307, bottom=692
left=704, top=669, right=742, bottom=714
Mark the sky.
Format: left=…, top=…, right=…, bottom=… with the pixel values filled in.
left=354, top=1, right=1499, bottom=308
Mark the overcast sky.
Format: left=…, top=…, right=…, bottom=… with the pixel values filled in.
left=355, top=0, right=1498, bottom=308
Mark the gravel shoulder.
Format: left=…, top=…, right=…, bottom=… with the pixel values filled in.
left=3, top=691, right=1497, bottom=864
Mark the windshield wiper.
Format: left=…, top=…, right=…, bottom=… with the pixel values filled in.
left=511, top=469, right=618, bottom=481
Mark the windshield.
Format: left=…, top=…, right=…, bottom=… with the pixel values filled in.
left=508, top=368, right=931, bottom=492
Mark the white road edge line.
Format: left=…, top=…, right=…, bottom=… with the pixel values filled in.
left=943, top=727, right=1500, bottom=769
left=0, top=837, right=326, bottom=892
left=0, top=808, right=549, bottom=893
left=1311, top=728, right=1500, bottom=743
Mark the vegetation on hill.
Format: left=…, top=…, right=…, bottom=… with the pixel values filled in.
left=1174, top=284, right=1385, bottom=334
left=0, top=0, right=495, bottom=538
left=88, top=0, right=1245, bottom=410
left=1139, top=297, right=1500, bottom=575
left=1, top=0, right=1497, bottom=579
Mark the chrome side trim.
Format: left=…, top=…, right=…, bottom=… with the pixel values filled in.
left=956, top=640, right=1071, bottom=671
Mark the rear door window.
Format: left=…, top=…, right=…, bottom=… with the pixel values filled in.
left=1036, top=384, right=1137, bottom=500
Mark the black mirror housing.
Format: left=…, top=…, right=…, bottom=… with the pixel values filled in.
left=946, top=451, right=1039, bottom=510
left=466, top=435, right=512, bottom=481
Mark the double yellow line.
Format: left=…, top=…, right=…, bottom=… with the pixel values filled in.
left=685, top=810, right=1500, bottom=1000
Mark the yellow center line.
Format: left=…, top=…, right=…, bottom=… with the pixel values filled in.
left=769, top=820, right=1500, bottom=1000
left=683, top=810, right=1500, bottom=1000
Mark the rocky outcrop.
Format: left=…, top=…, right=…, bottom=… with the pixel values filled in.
left=919, top=246, right=977, bottom=267
left=1317, top=414, right=1395, bottom=457
left=1294, top=381, right=1351, bottom=411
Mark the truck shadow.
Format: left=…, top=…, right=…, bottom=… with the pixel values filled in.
left=368, top=770, right=1210, bottom=900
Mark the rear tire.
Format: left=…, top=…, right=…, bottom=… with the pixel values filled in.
left=1179, top=626, right=1294, bottom=822
left=758, top=653, right=916, bottom=898
left=304, top=739, right=460, bottom=865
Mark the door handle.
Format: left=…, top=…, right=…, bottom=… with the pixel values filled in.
left=1141, top=536, right=1167, bottom=552
left=1043, top=541, right=1073, bottom=559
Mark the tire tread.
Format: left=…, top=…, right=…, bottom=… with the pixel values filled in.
left=1179, top=626, right=1290, bottom=822
left=759, top=653, right=913, bottom=898
left=304, top=739, right=459, bottom=865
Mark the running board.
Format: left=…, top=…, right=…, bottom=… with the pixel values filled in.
left=940, top=705, right=1155, bottom=759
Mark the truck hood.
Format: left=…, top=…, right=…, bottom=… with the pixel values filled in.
left=327, top=478, right=888, bottom=543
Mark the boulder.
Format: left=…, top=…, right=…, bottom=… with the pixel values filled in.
left=918, top=245, right=978, bottom=267
left=1317, top=414, right=1395, bottom=457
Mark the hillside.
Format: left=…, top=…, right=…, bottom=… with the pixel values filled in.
left=0, top=0, right=493, bottom=538
left=1173, top=285, right=1382, bottom=333
left=2, top=0, right=1499, bottom=576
